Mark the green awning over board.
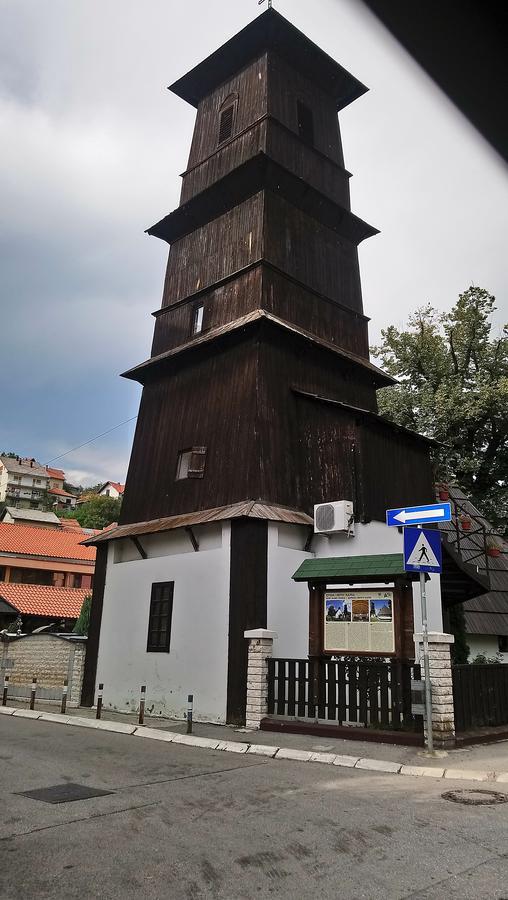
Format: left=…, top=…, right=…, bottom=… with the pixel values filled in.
left=292, top=554, right=407, bottom=583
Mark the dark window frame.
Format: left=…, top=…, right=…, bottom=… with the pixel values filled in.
left=147, top=582, right=174, bottom=653
left=498, top=635, right=508, bottom=653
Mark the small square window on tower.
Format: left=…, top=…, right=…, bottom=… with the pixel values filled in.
left=176, top=446, right=207, bottom=480
left=192, top=304, right=204, bottom=335
left=297, top=100, right=314, bottom=145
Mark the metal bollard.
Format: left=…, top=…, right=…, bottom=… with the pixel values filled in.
left=29, top=676, right=37, bottom=711
left=139, top=685, right=146, bottom=726
left=2, top=674, right=9, bottom=707
left=186, top=694, right=194, bottom=734
left=96, top=682, right=103, bottom=719
left=61, top=678, right=68, bottom=715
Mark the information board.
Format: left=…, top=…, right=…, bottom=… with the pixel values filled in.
left=324, top=589, right=395, bottom=654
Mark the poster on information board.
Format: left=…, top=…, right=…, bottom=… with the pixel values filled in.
left=324, top=589, right=394, bottom=654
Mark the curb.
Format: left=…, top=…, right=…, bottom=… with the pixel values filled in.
left=2, top=705, right=506, bottom=784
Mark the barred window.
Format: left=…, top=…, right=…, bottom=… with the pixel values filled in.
left=147, top=582, right=174, bottom=653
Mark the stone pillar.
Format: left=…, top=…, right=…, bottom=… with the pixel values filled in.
left=244, top=629, right=277, bottom=730
left=414, top=632, right=455, bottom=749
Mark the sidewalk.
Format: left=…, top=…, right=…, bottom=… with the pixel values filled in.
left=3, top=698, right=508, bottom=781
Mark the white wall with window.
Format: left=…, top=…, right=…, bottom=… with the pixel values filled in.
left=95, top=522, right=231, bottom=722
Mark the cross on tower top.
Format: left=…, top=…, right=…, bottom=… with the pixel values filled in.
left=258, top=0, right=273, bottom=9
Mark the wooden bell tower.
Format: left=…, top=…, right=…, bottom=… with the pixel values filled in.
left=86, top=10, right=435, bottom=723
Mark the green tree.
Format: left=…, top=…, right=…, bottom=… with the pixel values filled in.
left=73, top=594, right=92, bottom=636
left=372, top=286, right=508, bottom=530
left=70, top=495, right=122, bottom=529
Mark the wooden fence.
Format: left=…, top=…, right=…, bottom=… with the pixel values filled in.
left=452, top=664, right=508, bottom=732
left=267, top=658, right=422, bottom=732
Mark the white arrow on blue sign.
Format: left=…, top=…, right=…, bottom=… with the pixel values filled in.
left=404, top=527, right=442, bottom=573
left=386, top=502, right=452, bottom=527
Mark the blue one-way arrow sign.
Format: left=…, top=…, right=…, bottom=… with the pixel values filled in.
left=386, top=502, right=452, bottom=527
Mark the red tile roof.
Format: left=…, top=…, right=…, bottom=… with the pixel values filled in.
left=48, top=487, right=76, bottom=498
left=0, top=582, right=88, bottom=618
left=0, top=523, right=96, bottom=561
left=59, top=518, right=83, bottom=531
left=46, top=468, right=65, bottom=480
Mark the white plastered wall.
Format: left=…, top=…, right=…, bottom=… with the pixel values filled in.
left=267, top=523, right=312, bottom=658
left=467, top=634, right=507, bottom=663
left=95, top=522, right=231, bottom=723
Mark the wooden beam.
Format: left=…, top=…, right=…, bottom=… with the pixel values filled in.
left=130, top=536, right=147, bottom=560
left=185, top=526, right=199, bottom=552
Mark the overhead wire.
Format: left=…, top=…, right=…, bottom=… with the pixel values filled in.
left=45, top=416, right=138, bottom=465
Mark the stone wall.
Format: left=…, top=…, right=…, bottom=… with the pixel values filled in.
left=244, top=629, right=277, bottom=729
left=0, top=634, right=86, bottom=705
left=415, top=632, right=455, bottom=749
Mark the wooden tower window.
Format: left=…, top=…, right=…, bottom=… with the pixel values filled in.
left=176, top=447, right=207, bottom=480
left=191, top=303, right=204, bottom=335
left=217, top=93, right=238, bottom=146
left=297, top=100, right=314, bottom=145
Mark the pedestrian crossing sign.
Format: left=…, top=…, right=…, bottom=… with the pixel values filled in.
left=404, top=527, right=442, bottom=573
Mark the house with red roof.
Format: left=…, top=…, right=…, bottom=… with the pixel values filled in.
left=0, top=522, right=95, bottom=632
left=98, top=481, right=125, bottom=500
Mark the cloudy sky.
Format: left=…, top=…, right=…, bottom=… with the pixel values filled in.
left=1, top=0, right=507, bottom=486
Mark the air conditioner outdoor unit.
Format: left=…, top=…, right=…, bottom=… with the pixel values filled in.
left=314, top=500, right=354, bottom=535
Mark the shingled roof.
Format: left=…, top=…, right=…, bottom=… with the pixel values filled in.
left=439, top=485, right=508, bottom=633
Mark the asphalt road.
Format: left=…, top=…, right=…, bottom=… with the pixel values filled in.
left=1, top=717, right=508, bottom=900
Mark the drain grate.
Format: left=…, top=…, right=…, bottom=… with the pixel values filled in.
left=442, top=789, right=508, bottom=807
left=17, top=783, right=114, bottom=804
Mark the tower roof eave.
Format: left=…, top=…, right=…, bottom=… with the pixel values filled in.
left=169, top=8, right=367, bottom=112
left=120, top=308, right=395, bottom=388
left=146, top=153, right=378, bottom=248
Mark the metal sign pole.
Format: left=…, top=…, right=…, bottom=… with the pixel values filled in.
left=418, top=525, right=433, bottom=753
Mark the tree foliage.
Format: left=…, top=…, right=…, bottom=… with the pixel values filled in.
left=66, top=495, right=122, bottom=529
left=73, top=594, right=92, bottom=636
left=372, top=286, right=508, bottom=530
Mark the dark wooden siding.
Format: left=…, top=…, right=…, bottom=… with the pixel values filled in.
left=152, top=266, right=263, bottom=357
left=267, top=52, right=344, bottom=167
left=187, top=55, right=268, bottom=170
left=265, top=119, right=350, bottom=208
left=255, top=332, right=379, bottom=512
left=359, top=420, right=435, bottom=519
left=262, top=266, right=369, bottom=358
left=181, top=120, right=268, bottom=204
left=151, top=262, right=368, bottom=359
left=81, top=544, right=108, bottom=706
left=120, top=337, right=262, bottom=525
left=227, top=518, right=268, bottom=724
left=160, top=193, right=264, bottom=308
left=265, top=192, right=364, bottom=313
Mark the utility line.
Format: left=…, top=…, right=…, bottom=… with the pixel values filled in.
left=45, top=416, right=138, bottom=465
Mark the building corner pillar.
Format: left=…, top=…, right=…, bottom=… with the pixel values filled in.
left=414, top=632, right=455, bottom=749
left=244, top=629, right=277, bottom=730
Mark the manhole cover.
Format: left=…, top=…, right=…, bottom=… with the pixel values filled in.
left=442, top=789, right=508, bottom=806
left=17, top=783, right=114, bottom=804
